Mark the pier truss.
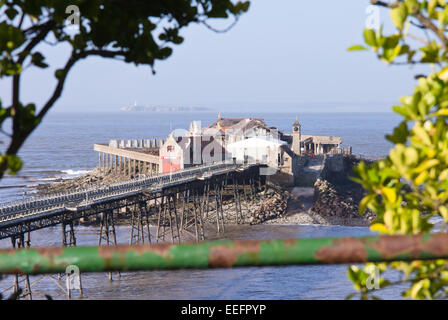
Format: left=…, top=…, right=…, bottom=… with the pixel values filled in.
left=0, top=162, right=265, bottom=299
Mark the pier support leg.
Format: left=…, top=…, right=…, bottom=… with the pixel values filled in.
left=11, top=232, right=32, bottom=300
left=201, top=182, right=210, bottom=221
left=155, top=196, right=165, bottom=242
left=62, top=220, right=82, bottom=299
left=180, top=190, right=188, bottom=231
left=193, top=188, right=205, bottom=242
left=192, top=191, right=200, bottom=242
left=172, top=194, right=181, bottom=243
left=98, top=210, right=120, bottom=280
left=233, top=175, right=243, bottom=224
left=214, top=181, right=225, bottom=234
left=129, top=201, right=152, bottom=245
left=242, top=180, right=251, bottom=214
left=195, top=189, right=205, bottom=241
left=219, top=179, right=226, bottom=230
left=166, top=195, right=181, bottom=244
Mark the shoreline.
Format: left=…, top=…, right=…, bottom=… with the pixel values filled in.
left=263, top=211, right=371, bottom=227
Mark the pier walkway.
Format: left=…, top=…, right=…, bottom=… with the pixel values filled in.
left=0, top=162, right=260, bottom=240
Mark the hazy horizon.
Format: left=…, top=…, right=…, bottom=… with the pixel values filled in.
left=50, top=107, right=396, bottom=115
left=0, top=0, right=429, bottom=114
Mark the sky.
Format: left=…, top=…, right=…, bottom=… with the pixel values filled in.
left=0, top=0, right=432, bottom=114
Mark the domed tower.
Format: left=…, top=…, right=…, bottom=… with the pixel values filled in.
left=292, top=117, right=301, bottom=156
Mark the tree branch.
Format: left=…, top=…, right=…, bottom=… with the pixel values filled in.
left=37, top=49, right=129, bottom=121
left=371, top=0, right=448, bottom=50
left=0, top=47, right=131, bottom=179
left=17, top=20, right=56, bottom=65
left=370, top=0, right=400, bottom=9
left=413, top=9, right=448, bottom=50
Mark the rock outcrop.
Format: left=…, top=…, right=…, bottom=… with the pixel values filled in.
left=310, top=155, right=375, bottom=221
left=36, top=168, right=137, bottom=194
left=248, top=190, right=289, bottom=225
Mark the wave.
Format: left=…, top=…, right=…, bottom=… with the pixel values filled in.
left=36, top=177, right=57, bottom=182
left=19, top=169, right=92, bottom=187
left=0, top=184, right=28, bottom=189
left=61, top=169, right=91, bottom=176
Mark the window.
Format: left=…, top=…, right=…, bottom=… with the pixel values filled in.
left=167, top=145, right=174, bottom=152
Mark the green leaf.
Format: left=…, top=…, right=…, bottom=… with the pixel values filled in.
left=414, top=170, right=428, bottom=185
left=5, top=8, right=19, bottom=20
left=347, top=45, right=367, bottom=51
left=404, top=0, right=420, bottom=13
left=382, top=187, right=397, bottom=204
left=383, top=35, right=401, bottom=49
left=0, top=155, right=23, bottom=175
left=439, top=206, right=448, bottom=222
left=364, top=29, right=377, bottom=47
left=345, top=292, right=357, bottom=300
left=392, top=106, right=409, bottom=118
left=31, top=52, right=49, bottom=69
left=386, top=121, right=408, bottom=144
left=370, top=223, right=390, bottom=234
left=55, top=69, right=66, bottom=80
left=347, top=266, right=360, bottom=283
left=428, top=0, right=438, bottom=16
left=390, top=4, right=408, bottom=30
left=438, top=66, right=448, bottom=80
left=359, top=194, right=374, bottom=214
left=414, top=159, right=440, bottom=173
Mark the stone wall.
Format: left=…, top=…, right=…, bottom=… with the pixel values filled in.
left=295, top=155, right=324, bottom=187
left=319, top=154, right=357, bottom=185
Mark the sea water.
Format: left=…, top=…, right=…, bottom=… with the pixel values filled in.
left=0, top=112, right=406, bottom=299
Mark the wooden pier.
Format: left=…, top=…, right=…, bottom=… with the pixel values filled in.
left=0, top=162, right=265, bottom=299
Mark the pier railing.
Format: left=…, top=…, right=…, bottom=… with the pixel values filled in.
left=0, top=162, right=251, bottom=224
left=0, top=234, right=446, bottom=274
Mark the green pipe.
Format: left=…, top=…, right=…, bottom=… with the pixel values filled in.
left=1, top=233, right=448, bottom=275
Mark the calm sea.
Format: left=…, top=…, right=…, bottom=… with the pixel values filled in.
left=0, top=112, right=405, bottom=299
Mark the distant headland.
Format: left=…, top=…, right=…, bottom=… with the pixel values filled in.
left=120, top=105, right=211, bottom=112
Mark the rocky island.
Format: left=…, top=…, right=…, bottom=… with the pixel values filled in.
left=120, top=105, right=211, bottom=112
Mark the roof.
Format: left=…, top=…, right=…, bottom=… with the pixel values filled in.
left=227, top=136, right=287, bottom=148
left=301, top=135, right=342, bottom=144
left=165, top=135, right=226, bottom=154
left=206, top=117, right=269, bottom=132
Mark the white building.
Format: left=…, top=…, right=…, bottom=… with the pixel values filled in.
left=227, top=136, right=288, bottom=167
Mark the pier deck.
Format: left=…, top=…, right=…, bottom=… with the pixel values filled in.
left=94, top=143, right=160, bottom=175
left=0, top=162, right=261, bottom=240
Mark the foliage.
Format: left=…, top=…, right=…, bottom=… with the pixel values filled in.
left=0, top=0, right=249, bottom=178
left=347, top=0, right=448, bottom=299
